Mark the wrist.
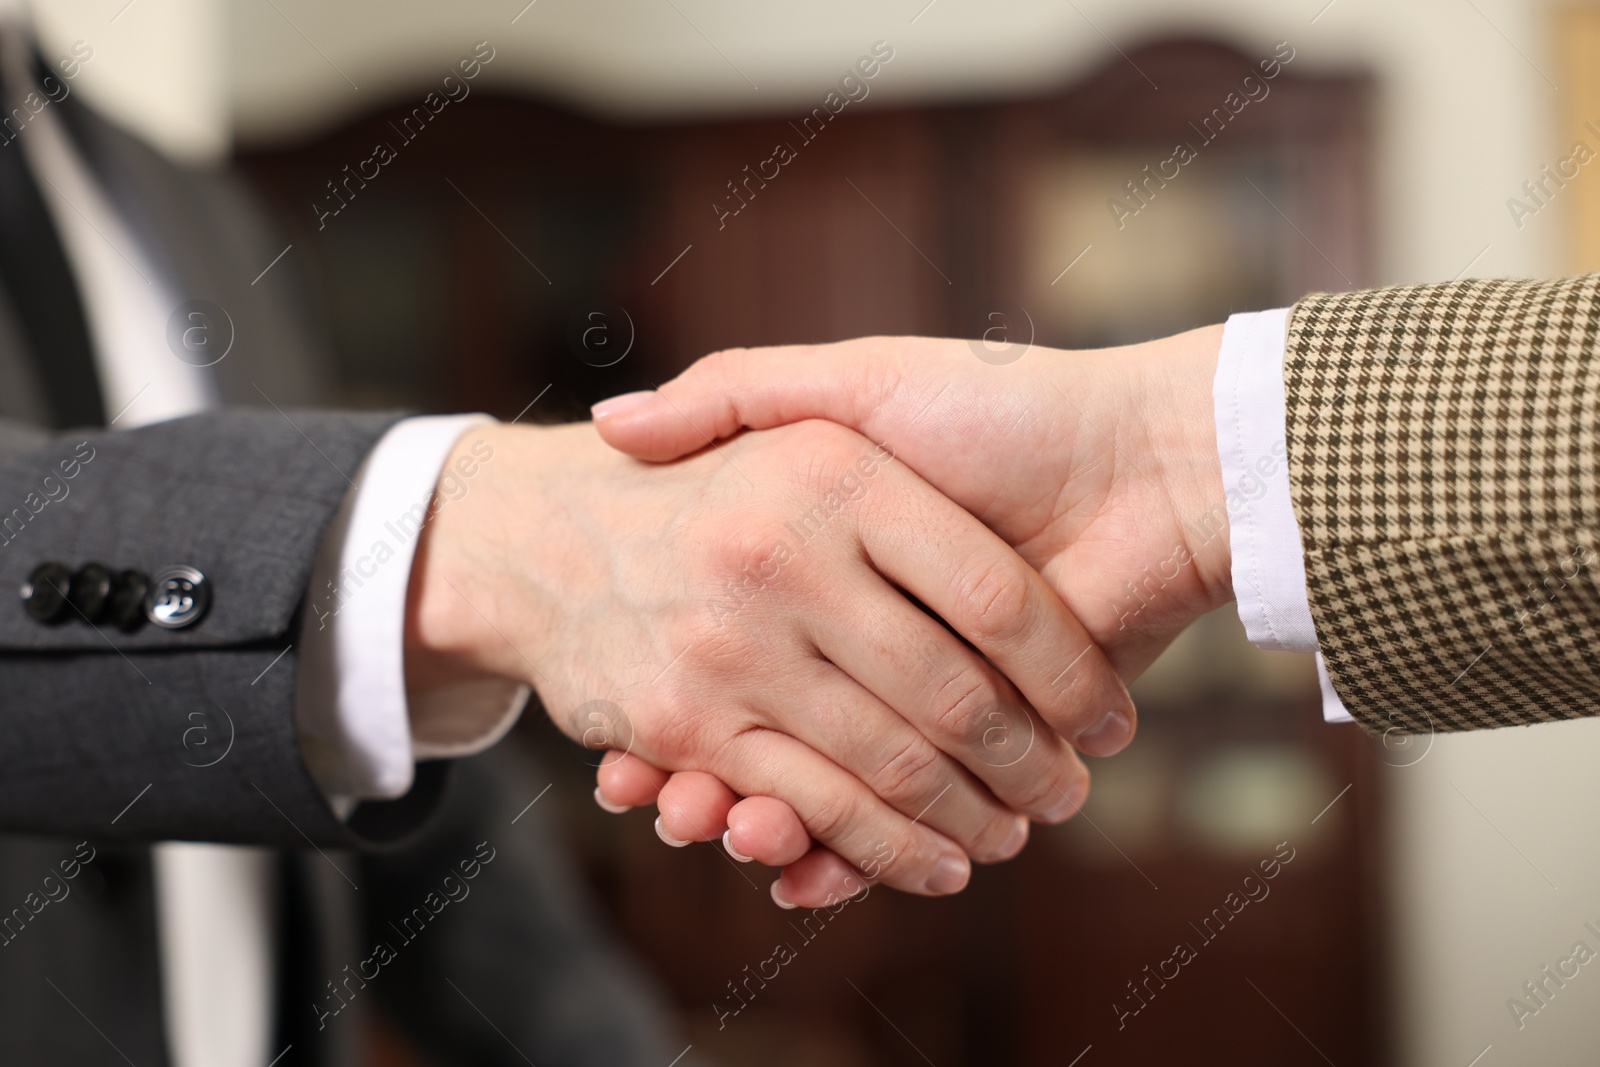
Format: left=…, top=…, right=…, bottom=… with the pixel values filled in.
left=403, top=422, right=570, bottom=694
left=1144, top=324, right=1231, bottom=613
left=1101, top=323, right=1231, bottom=625
left=1028, top=326, right=1230, bottom=659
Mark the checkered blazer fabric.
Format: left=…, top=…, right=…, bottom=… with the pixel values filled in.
left=1286, top=274, right=1600, bottom=736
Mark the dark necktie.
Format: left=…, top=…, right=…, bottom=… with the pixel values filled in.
left=0, top=28, right=105, bottom=429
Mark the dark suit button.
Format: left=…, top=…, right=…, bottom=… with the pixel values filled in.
left=145, top=565, right=210, bottom=629
left=67, top=562, right=114, bottom=622
left=108, top=569, right=149, bottom=632
left=20, top=561, right=72, bottom=623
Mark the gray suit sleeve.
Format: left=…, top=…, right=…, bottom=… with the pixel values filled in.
left=0, top=407, right=450, bottom=849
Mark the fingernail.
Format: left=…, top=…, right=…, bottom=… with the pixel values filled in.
left=994, top=818, right=1029, bottom=861
left=654, top=815, right=691, bottom=847
left=1077, top=709, right=1132, bottom=757
left=594, top=786, right=631, bottom=814
left=591, top=390, right=657, bottom=421
left=1041, top=779, right=1088, bottom=823
left=925, top=854, right=971, bottom=895
left=770, top=881, right=798, bottom=909
left=723, top=829, right=754, bottom=863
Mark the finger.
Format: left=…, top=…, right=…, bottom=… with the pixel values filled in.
left=811, top=563, right=1092, bottom=826
left=747, top=662, right=1026, bottom=861
left=591, top=341, right=884, bottom=461
left=656, top=771, right=738, bottom=845
left=725, top=796, right=811, bottom=866
left=595, top=750, right=668, bottom=811
left=857, top=457, right=1137, bottom=759
left=771, top=846, right=874, bottom=909
left=711, top=726, right=971, bottom=897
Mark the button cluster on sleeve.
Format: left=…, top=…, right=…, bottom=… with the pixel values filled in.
left=20, top=561, right=209, bottom=632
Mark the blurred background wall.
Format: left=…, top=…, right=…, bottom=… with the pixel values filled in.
left=25, top=1, right=1600, bottom=1063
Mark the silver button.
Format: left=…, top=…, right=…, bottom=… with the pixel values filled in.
left=144, top=565, right=211, bottom=630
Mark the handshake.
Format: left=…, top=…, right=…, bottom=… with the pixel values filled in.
left=403, top=323, right=1233, bottom=909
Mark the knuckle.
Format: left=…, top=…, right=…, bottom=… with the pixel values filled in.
left=1044, top=647, right=1111, bottom=727
left=848, top=337, right=919, bottom=413
left=929, top=665, right=1002, bottom=743
left=802, top=790, right=857, bottom=845
left=686, top=346, right=747, bottom=388
left=954, top=560, right=1035, bottom=646
left=881, top=827, right=932, bottom=884
left=701, top=513, right=789, bottom=579
left=693, top=516, right=808, bottom=629
left=969, top=812, right=1024, bottom=861
left=869, top=738, right=946, bottom=809
left=965, top=699, right=1037, bottom=769
left=788, top=420, right=869, bottom=479
left=1012, top=763, right=1069, bottom=816
left=634, top=688, right=751, bottom=772
left=633, top=697, right=699, bottom=767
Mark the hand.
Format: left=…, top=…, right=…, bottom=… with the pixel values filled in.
left=589, top=327, right=1231, bottom=897
left=403, top=419, right=1133, bottom=898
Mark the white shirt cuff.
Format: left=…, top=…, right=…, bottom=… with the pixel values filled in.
left=1213, top=308, right=1353, bottom=725
left=295, top=415, right=530, bottom=802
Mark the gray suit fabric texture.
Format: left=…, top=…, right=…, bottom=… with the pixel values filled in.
left=0, top=76, right=686, bottom=1066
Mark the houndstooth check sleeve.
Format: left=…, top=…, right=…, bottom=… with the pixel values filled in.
left=1285, top=274, right=1600, bottom=735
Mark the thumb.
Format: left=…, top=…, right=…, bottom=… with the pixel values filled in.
left=590, top=342, right=881, bottom=461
